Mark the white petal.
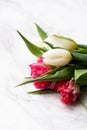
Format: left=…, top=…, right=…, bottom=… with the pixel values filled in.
left=44, top=35, right=77, bottom=50
left=43, top=49, right=72, bottom=66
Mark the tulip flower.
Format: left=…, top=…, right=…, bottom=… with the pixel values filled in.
left=57, top=80, right=80, bottom=104
left=43, top=49, right=72, bottom=66
left=30, top=62, right=51, bottom=78
left=29, top=57, right=52, bottom=89
left=44, top=35, right=77, bottom=50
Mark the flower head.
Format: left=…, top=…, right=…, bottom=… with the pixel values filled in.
left=30, top=57, right=51, bottom=89
left=44, top=35, right=77, bottom=50
left=43, top=49, right=72, bottom=66
left=30, top=62, right=51, bottom=78
left=57, top=80, right=80, bottom=104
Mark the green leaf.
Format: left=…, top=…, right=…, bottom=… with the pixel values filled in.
left=53, top=66, right=74, bottom=80
left=78, top=44, right=87, bottom=49
left=44, top=41, right=54, bottom=49
left=39, top=47, right=48, bottom=52
left=43, top=66, right=66, bottom=76
left=76, top=72, right=87, bottom=86
left=17, top=66, right=74, bottom=86
left=69, top=63, right=87, bottom=69
left=35, top=23, right=48, bottom=40
left=40, top=66, right=65, bottom=77
left=27, top=89, right=56, bottom=94
left=75, top=69, right=87, bottom=80
left=74, top=49, right=87, bottom=54
left=71, top=51, right=87, bottom=64
left=17, top=30, right=43, bottom=57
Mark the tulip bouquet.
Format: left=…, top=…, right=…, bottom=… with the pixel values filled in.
left=17, top=24, right=87, bottom=105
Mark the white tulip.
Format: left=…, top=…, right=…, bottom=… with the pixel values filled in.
left=44, top=35, right=77, bottom=50
left=43, top=49, right=72, bottom=66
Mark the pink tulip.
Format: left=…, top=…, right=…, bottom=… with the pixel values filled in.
left=29, top=57, right=51, bottom=89
left=57, top=80, right=80, bottom=104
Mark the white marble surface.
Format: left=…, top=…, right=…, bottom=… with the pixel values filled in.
left=1, top=0, right=87, bottom=130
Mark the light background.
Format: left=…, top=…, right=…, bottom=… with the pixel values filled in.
left=1, top=0, right=87, bottom=130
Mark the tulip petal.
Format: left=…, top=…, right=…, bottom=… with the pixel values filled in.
left=45, top=35, right=77, bottom=50
left=43, top=49, right=72, bottom=66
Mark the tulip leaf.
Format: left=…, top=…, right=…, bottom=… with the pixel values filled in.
left=74, top=49, right=87, bottom=54
left=78, top=44, right=87, bottom=49
left=35, top=23, right=48, bottom=40
left=44, top=66, right=65, bottom=75
left=17, top=66, right=74, bottom=86
left=17, top=31, right=43, bottom=57
left=39, top=47, right=48, bottom=52
left=76, top=72, right=87, bottom=86
left=27, top=89, right=56, bottom=94
left=71, top=51, right=87, bottom=64
left=75, top=69, right=87, bottom=80
left=53, top=66, right=74, bottom=80
left=37, top=66, right=66, bottom=79
left=44, top=41, right=54, bottom=48
left=70, top=63, right=87, bottom=69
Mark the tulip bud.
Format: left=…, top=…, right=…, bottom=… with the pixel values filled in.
left=43, top=49, right=72, bottom=66
left=44, top=35, right=77, bottom=50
